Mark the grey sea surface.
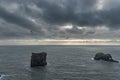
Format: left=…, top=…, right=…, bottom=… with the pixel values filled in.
left=0, top=45, right=120, bottom=80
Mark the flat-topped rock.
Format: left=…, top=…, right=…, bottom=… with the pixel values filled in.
left=94, top=52, right=119, bottom=63
left=31, top=52, right=47, bottom=67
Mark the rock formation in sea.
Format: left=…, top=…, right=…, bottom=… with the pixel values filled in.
left=94, top=52, right=119, bottom=63
left=31, top=52, right=47, bottom=67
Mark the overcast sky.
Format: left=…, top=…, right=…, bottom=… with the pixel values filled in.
left=0, top=0, right=120, bottom=40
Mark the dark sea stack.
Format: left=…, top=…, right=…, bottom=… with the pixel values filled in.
left=94, top=52, right=119, bottom=63
left=31, top=52, right=47, bottom=67
left=94, top=52, right=104, bottom=60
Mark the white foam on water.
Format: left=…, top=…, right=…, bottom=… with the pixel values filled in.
left=0, top=74, right=6, bottom=80
left=0, top=74, right=16, bottom=80
left=91, top=57, right=94, bottom=60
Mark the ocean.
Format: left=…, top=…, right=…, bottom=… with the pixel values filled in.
left=0, top=45, right=120, bottom=80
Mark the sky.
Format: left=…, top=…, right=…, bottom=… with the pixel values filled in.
left=0, top=0, right=120, bottom=45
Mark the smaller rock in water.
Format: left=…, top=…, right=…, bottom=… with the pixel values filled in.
left=94, top=52, right=119, bottom=63
left=31, top=52, right=47, bottom=67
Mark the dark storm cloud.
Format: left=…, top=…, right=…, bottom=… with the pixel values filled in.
left=99, top=8, right=120, bottom=29
left=0, top=22, right=44, bottom=39
left=1, top=0, right=120, bottom=29
left=0, top=0, right=120, bottom=39
left=31, top=0, right=120, bottom=29
left=35, top=0, right=97, bottom=25
left=0, top=6, right=42, bottom=32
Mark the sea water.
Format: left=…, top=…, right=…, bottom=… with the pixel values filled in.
left=0, top=45, right=120, bottom=80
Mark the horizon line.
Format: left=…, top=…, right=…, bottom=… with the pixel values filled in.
left=0, top=39, right=120, bottom=45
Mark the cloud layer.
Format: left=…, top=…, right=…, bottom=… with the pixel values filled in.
left=0, top=0, right=120, bottom=39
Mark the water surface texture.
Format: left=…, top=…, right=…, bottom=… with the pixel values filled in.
left=0, top=45, right=120, bottom=80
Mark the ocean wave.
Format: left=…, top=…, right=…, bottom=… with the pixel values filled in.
left=0, top=74, right=6, bottom=80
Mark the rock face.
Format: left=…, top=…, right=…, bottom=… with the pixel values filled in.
left=94, top=52, right=119, bottom=63
left=31, top=52, right=47, bottom=67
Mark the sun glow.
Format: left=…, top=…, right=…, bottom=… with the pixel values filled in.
left=60, top=24, right=73, bottom=30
